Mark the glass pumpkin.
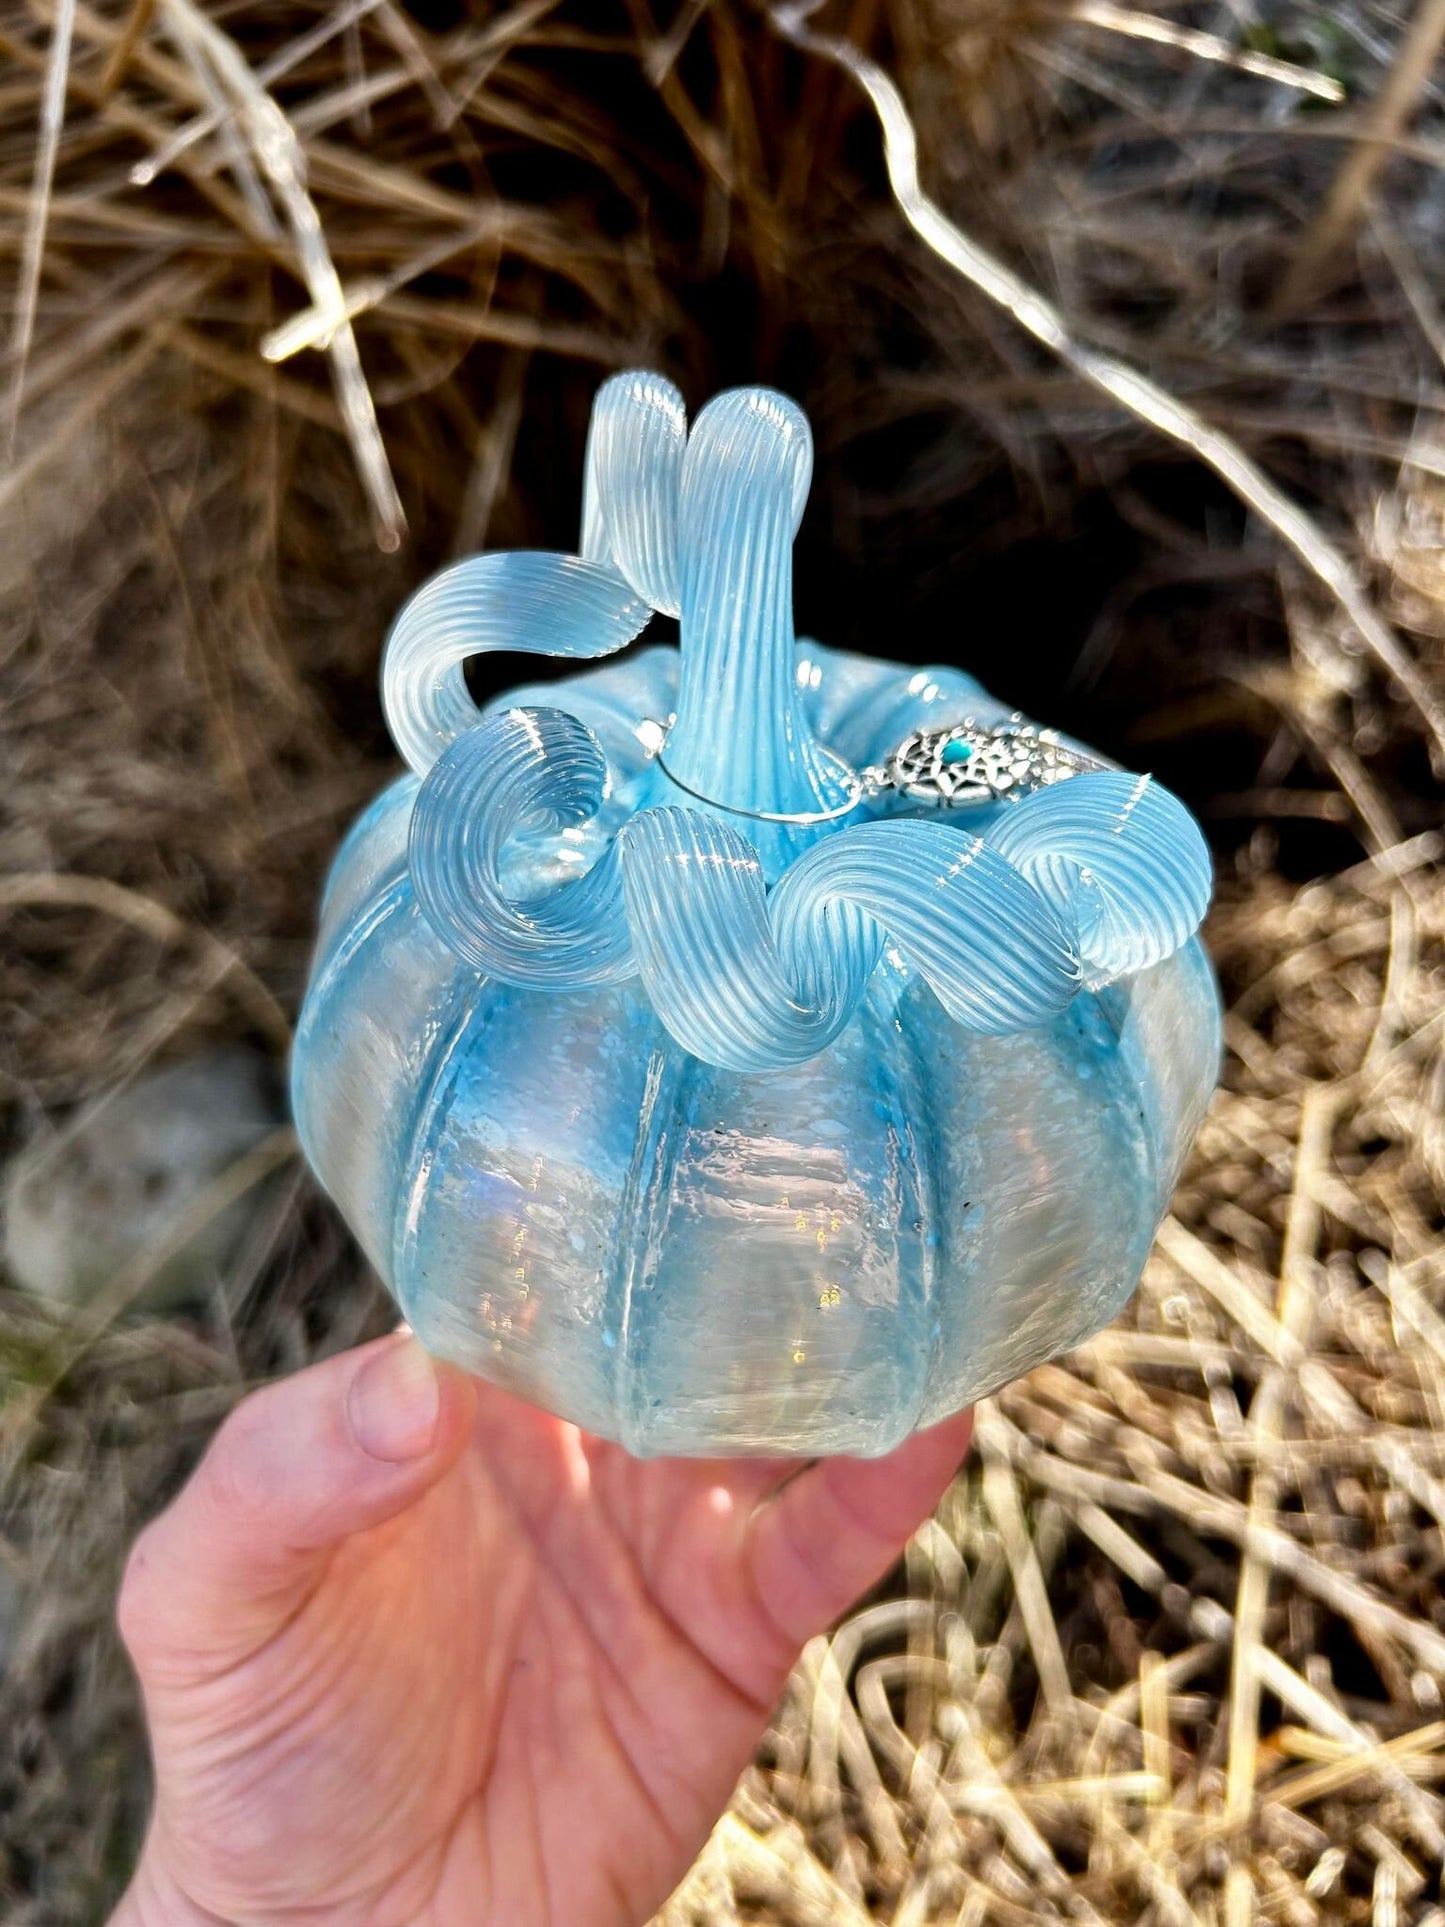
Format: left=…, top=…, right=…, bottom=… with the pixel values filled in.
left=293, top=373, right=1220, bottom=1458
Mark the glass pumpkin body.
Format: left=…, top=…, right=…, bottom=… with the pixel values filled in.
left=293, top=375, right=1220, bottom=1457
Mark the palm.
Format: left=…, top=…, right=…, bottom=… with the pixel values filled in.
left=121, top=1346, right=970, bottom=1927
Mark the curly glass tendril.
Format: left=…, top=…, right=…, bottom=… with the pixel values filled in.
left=383, top=370, right=685, bottom=777
left=393, top=371, right=1214, bottom=1071
left=408, top=707, right=633, bottom=990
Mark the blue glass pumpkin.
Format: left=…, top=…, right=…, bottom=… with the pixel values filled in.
left=293, top=373, right=1219, bottom=1457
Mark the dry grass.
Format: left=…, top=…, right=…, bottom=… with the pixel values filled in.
left=2, top=0, right=1444, bottom=1921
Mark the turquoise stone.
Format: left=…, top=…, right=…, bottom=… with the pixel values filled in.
left=941, top=738, right=974, bottom=764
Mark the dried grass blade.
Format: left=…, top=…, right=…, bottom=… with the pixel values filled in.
left=1062, top=1, right=1344, bottom=102
left=157, top=0, right=278, bottom=238
left=6, top=0, right=76, bottom=458
left=1273, top=0, right=1445, bottom=314
left=150, top=0, right=405, bottom=549
left=1253, top=1647, right=1445, bottom=1855
left=130, top=0, right=386, bottom=188
left=979, top=1453, right=1073, bottom=1715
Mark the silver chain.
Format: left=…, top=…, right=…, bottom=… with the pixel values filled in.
left=643, top=718, right=1109, bottom=824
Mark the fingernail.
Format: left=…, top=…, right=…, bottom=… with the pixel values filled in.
left=348, top=1339, right=441, bottom=1462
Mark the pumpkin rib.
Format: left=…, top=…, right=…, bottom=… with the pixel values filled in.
left=857, top=984, right=937, bottom=1456
left=293, top=875, right=456, bottom=1277
left=608, top=1030, right=694, bottom=1456
left=313, top=774, right=417, bottom=970
left=292, top=881, right=400, bottom=1236
left=387, top=953, right=502, bottom=1312
left=809, top=651, right=1003, bottom=771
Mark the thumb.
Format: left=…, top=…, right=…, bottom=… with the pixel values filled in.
left=744, top=1409, right=974, bottom=1654
left=119, top=1334, right=476, bottom=1677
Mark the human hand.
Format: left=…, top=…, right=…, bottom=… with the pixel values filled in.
left=111, top=1333, right=972, bottom=1927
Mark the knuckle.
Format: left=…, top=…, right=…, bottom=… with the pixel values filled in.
left=116, top=1520, right=168, bottom=1661
left=119, top=1385, right=287, bottom=1664
left=201, top=1394, right=284, bottom=1528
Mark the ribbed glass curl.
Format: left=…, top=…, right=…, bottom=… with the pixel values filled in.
left=386, top=369, right=1214, bottom=1072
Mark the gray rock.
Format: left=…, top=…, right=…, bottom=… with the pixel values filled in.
left=3, top=1049, right=284, bottom=1310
